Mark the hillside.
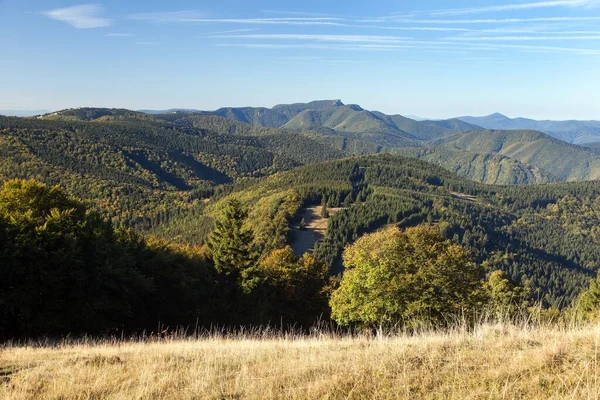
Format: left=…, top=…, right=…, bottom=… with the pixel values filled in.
left=396, top=146, right=558, bottom=185
left=154, top=154, right=600, bottom=306
left=192, top=101, right=600, bottom=185
left=198, top=100, right=478, bottom=143
left=458, top=113, right=600, bottom=144
left=431, top=130, right=600, bottom=181
left=35, top=107, right=555, bottom=186
left=5, top=111, right=600, bottom=306
left=0, top=114, right=346, bottom=228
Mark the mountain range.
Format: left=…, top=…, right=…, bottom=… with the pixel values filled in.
left=3, top=101, right=600, bottom=189
left=183, top=100, right=600, bottom=185
left=457, top=113, right=600, bottom=145
left=5, top=103, right=600, bottom=306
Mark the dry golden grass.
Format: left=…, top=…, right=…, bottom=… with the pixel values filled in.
left=2, top=323, right=600, bottom=399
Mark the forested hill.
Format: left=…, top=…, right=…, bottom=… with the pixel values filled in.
left=431, top=130, right=600, bottom=181
left=0, top=114, right=348, bottom=229
left=34, top=106, right=600, bottom=186
left=198, top=100, right=482, bottom=142
left=181, top=102, right=600, bottom=185
left=153, top=153, right=600, bottom=307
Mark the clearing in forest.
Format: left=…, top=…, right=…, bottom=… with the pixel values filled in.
left=291, top=206, right=342, bottom=255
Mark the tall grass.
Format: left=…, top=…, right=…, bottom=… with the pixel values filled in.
left=2, top=314, right=600, bottom=399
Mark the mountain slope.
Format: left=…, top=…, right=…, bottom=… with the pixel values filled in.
left=38, top=107, right=600, bottom=186
left=431, top=130, right=600, bottom=181
left=153, top=154, right=600, bottom=306
left=458, top=113, right=600, bottom=144
left=0, top=113, right=348, bottom=228
left=197, top=100, right=476, bottom=143
left=396, top=146, right=558, bottom=185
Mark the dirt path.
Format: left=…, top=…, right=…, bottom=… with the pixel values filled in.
left=291, top=206, right=342, bottom=255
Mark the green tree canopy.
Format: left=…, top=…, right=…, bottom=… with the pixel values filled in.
left=330, top=225, right=484, bottom=327
left=483, top=270, right=530, bottom=318
left=207, top=199, right=256, bottom=277
left=259, top=246, right=329, bottom=326
left=571, top=271, right=600, bottom=322
left=0, top=180, right=149, bottom=336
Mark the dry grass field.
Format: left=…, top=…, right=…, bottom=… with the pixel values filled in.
left=3, top=322, right=600, bottom=399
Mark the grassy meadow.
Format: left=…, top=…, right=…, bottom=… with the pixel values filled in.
left=3, top=322, right=600, bottom=399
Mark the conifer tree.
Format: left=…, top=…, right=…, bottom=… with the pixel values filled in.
left=343, top=192, right=353, bottom=207
left=320, top=198, right=330, bottom=219
left=207, top=199, right=256, bottom=277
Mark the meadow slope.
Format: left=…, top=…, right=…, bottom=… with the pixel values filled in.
left=3, top=323, right=600, bottom=399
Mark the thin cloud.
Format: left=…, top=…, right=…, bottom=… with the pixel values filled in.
left=427, top=0, right=600, bottom=17
left=260, top=10, right=335, bottom=17
left=44, top=4, right=112, bottom=29
left=382, top=16, right=600, bottom=24
left=129, top=12, right=345, bottom=26
left=216, top=40, right=600, bottom=55
left=215, top=42, right=497, bottom=52
left=215, top=34, right=414, bottom=44
left=450, top=35, right=600, bottom=41
left=206, top=28, right=258, bottom=35
left=369, top=26, right=474, bottom=32
left=129, top=10, right=206, bottom=23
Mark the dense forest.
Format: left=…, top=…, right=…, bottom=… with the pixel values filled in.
left=154, top=154, right=600, bottom=306
left=4, top=107, right=600, bottom=338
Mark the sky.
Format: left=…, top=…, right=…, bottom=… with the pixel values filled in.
left=1, top=0, right=600, bottom=119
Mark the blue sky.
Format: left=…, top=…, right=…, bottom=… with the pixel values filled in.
left=1, top=0, right=600, bottom=119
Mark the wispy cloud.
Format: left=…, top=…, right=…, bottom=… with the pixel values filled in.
left=130, top=11, right=345, bottom=26
left=214, top=34, right=413, bottom=44
left=44, top=4, right=112, bottom=29
left=449, top=35, right=600, bottom=41
left=368, top=26, right=474, bottom=32
left=216, top=42, right=497, bottom=52
left=382, top=16, right=600, bottom=24
left=260, top=10, right=335, bottom=17
left=129, top=10, right=206, bottom=23
left=206, top=28, right=258, bottom=35
left=426, top=0, right=600, bottom=17
left=217, top=40, right=600, bottom=56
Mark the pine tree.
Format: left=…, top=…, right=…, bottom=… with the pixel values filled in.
left=320, top=198, right=330, bottom=219
left=343, top=192, right=353, bottom=207
left=207, top=199, right=256, bottom=277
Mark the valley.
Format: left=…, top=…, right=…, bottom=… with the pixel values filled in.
left=4, top=101, right=600, bottom=335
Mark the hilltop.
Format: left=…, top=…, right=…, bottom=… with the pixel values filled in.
left=199, top=100, right=482, bottom=145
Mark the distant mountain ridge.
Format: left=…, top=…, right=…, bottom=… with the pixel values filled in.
left=457, top=113, right=600, bottom=144
left=28, top=103, right=600, bottom=186
left=430, top=129, right=600, bottom=181
left=190, top=100, right=483, bottom=148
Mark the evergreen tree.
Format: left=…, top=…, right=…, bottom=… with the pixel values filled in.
left=320, top=197, right=330, bottom=219
left=207, top=199, right=256, bottom=277
left=343, top=192, right=353, bottom=207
